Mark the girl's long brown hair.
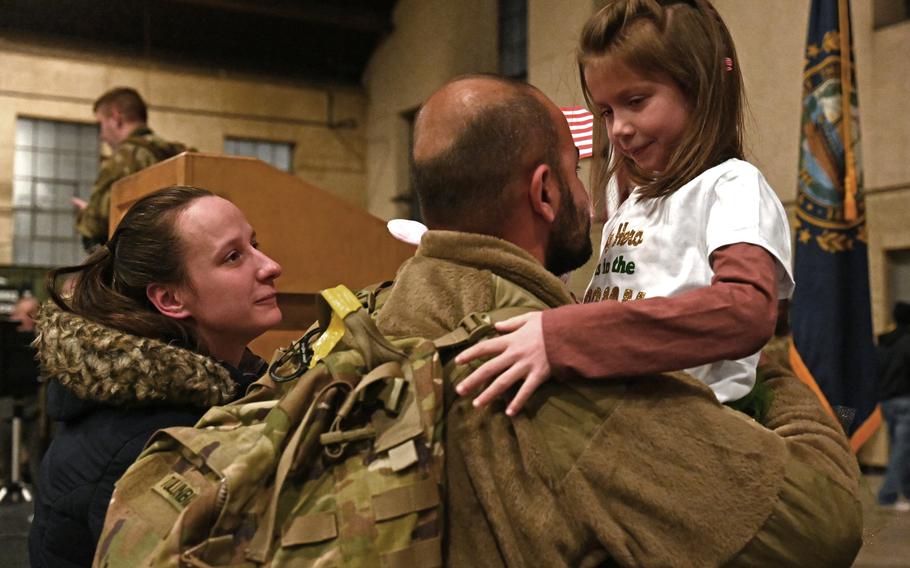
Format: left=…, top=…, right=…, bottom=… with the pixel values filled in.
left=579, top=0, right=745, bottom=206
left=48, top=186, right=212, bottom=349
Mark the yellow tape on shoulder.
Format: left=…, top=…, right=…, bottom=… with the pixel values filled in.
left=308, top=285, right=363, bottom=368
left=320, top=285, right=362, bottom=319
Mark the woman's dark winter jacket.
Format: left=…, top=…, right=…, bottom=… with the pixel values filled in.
left=28, top=304, right=265, bottom=568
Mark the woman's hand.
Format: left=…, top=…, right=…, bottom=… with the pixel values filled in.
left=454, top=312, right=551, bottom=416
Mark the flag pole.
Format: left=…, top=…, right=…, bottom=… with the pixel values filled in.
left=838, top=0, right=857, bottom=222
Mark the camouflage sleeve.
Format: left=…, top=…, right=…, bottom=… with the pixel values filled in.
left=75, top=144, right=160, bottom=244
left=75, top=161, right=116, bottom=243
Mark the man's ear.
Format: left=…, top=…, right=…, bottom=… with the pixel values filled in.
left=147, top=283, right=192, bottom=320
left=529, top=162, right=558, bottom=223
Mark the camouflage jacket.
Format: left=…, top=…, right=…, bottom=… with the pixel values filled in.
left=75, top=126, right=188, bottom=248
left=28, top=303, right=258, bottom=568
left=93, top=287, right=454, bottom=567
left=374, top=230, right=863, bottom=567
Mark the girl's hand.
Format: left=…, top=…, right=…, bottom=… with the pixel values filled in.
left=454, top=312, right=551, bottom=416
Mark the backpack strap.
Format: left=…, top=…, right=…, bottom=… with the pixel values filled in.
left=310, top=285, right=405, bottom=369
left=433, top=307, right=537, bottom=351
left=247, top=374, right=348, bottom=562
left=357, top=280, right=394, bottom=313
left=435, top=307, right=538, bottom=413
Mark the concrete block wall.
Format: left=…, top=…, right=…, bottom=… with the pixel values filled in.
left=0, top=38, right=368, bottom=264
left=363, top=0, right=499, bottom=221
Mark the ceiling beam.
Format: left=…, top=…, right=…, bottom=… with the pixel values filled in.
left=161, top=0, right=392, bottom=33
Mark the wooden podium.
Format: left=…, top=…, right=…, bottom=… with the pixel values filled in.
left=109, top=152, right=416, bottom=359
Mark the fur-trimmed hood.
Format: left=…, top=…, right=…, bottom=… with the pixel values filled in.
left=35, top=302, right=239, bottom=414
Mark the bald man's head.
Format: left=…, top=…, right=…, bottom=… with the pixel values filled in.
left=410, top=75, right=560, bottom=233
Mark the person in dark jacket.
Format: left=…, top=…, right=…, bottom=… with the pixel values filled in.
left=29, top=186, right=282, bottom=568
left=877, top=301, right=910, bottom=509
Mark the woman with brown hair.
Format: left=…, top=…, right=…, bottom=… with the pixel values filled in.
left=29, top=186, right=282, bottom=568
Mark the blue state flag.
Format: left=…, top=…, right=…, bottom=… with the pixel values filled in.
left=790, top=0, right=880, bottom=451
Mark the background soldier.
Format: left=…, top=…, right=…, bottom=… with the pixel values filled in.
left=74, top=87, right=189, bottom=251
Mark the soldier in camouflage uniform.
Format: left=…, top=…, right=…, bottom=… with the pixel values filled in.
left=74, top=87, right=189, bottom=251
left=372, top=75, right=864, bottom=566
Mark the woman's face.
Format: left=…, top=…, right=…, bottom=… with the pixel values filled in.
left=172, top=196, right=282, bottom=357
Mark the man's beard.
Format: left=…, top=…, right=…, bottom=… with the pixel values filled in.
left=545, top=172, right=593, bottom=276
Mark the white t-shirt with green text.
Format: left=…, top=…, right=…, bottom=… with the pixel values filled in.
left=585, top=159, right=794, bottom=403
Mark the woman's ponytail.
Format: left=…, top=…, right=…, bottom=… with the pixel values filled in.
left=46, top=186, right=213, bottom=351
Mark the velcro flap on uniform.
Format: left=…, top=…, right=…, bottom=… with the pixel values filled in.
left=387, top=440, right=419, bottom=472
left=380, top=376, right=407, bottom=414
left=380, top=536, right=442, bottom=568
left=372, top=479, right=439, bottom=522
left=183, top=534, right=237, bottom=566
left=152, top=472, right=199, bottom=512
left=281, top=512, right=338, bottom=547
left=373, top=387, right=423, bottom=454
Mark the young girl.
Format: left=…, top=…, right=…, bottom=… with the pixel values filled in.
left=456, top=0, right=794, bottom=416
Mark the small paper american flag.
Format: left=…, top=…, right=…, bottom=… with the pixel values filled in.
left=561, top=106, right=594, bottom=159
